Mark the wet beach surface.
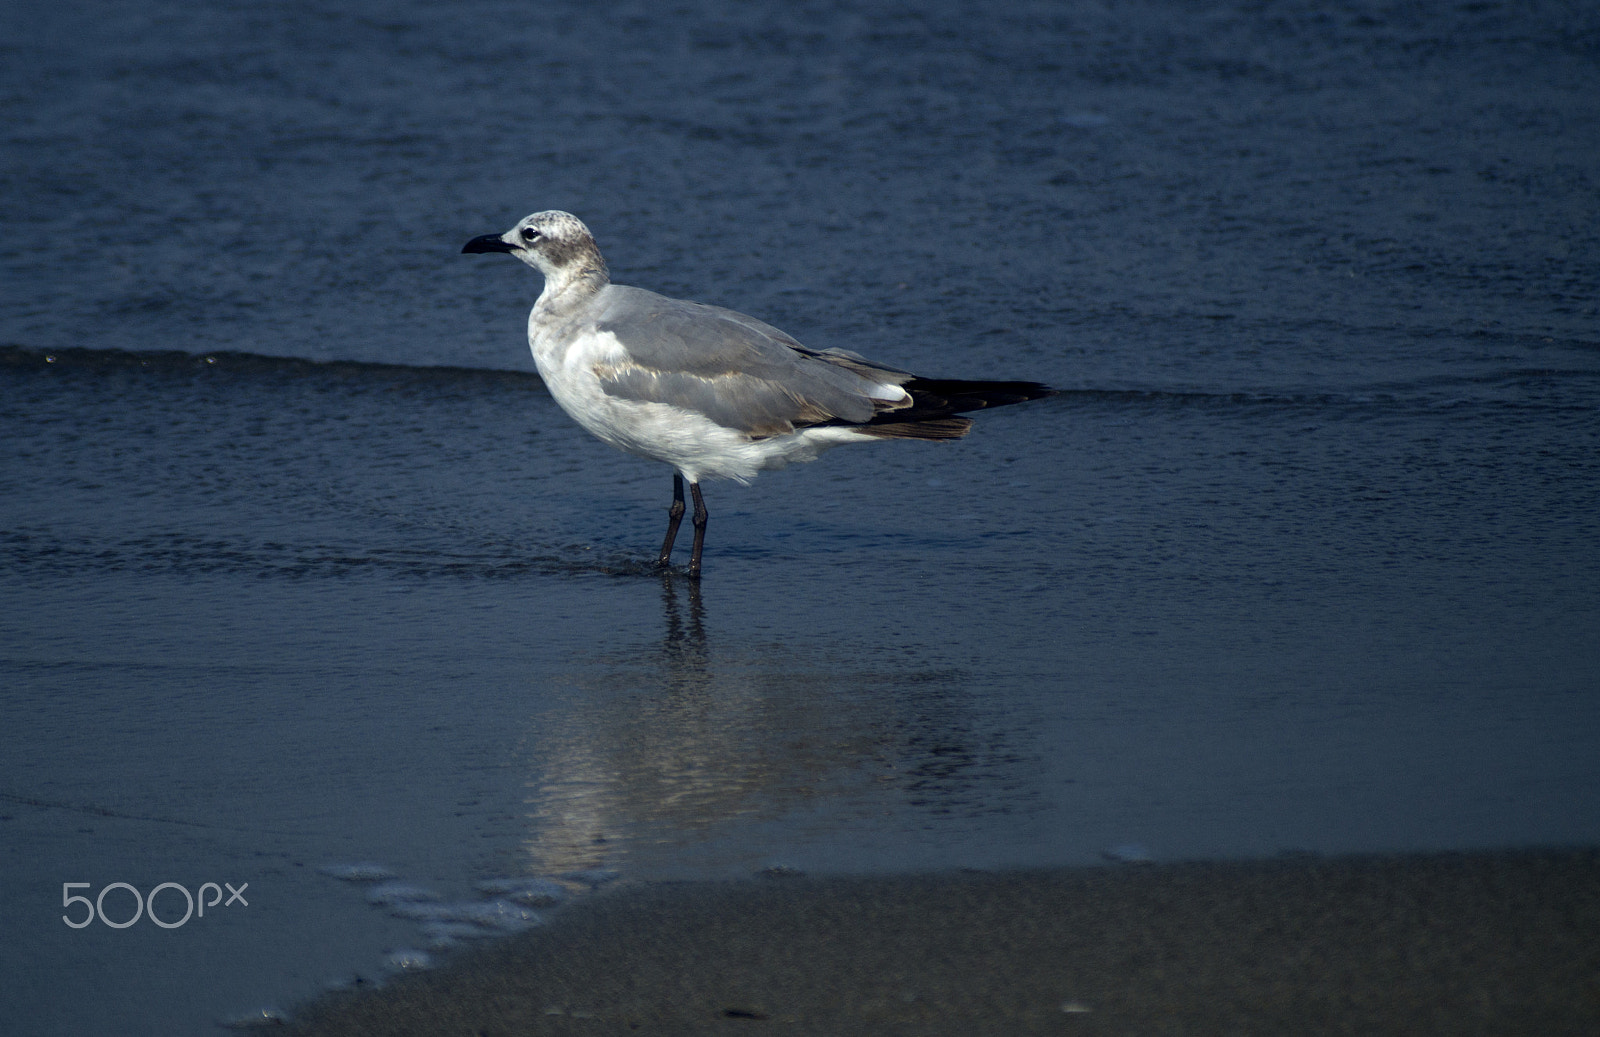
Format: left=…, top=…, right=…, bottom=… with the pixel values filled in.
left=284, top=848, right=1600, bottom=1037
left=4, top=0, right=1599, bottom=1033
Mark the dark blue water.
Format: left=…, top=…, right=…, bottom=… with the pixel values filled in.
left=3, top=1, right=1598, bottom=1034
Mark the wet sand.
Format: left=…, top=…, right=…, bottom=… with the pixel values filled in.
left=285, top=848, right=1600, bottom=1036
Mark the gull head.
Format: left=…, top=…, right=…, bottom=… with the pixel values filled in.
left=462, top=210, right=606, bottom=286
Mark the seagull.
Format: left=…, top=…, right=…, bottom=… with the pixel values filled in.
left=463, top=211, right=1054, bottom=578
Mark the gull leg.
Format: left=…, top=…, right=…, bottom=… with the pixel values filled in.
left=687, top=482, right=708, bottom=580
left=658, top=473, right=686, bottom=568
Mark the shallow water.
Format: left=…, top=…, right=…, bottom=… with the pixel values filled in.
left=3, top=1, right=1599, bottom=1033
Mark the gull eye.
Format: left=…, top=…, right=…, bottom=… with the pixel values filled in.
left=520, top=226, right=542, bottom=242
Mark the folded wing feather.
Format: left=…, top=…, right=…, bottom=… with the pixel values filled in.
left=592, top=287, right=913, bottom=438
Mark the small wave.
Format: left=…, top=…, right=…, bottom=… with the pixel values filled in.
left=9, top=344, right=1587, bottom=416
left=0, top=343, right=545, bottom=392
left=0, top=528, right=652, bottom=582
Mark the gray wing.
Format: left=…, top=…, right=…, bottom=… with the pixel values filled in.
left=591, top=286, right=912, bottom=437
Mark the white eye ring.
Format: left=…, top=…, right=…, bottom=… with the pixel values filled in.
left=520, top=226, right=541, bottom=242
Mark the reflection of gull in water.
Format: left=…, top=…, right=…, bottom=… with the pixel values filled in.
left=463, top=210, right=1054, bottom=577
left=512, top=585, right=1037, bottom=878
left=660, top=574, right=706, bottom=673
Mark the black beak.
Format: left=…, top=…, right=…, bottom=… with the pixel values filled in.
left=462, top=234, right=519, bottom=255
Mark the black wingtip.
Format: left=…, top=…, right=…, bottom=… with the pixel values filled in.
left=904, top=378, right=1058, bottom=410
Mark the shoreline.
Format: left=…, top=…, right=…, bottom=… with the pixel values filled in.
left=283, top=847, right=1600, bottom=1036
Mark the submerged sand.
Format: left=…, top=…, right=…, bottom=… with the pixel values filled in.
left=284, top=849, right=1600, bottom=1036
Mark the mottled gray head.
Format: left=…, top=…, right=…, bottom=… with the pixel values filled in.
left=462, top=210, right=607, bottom=284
